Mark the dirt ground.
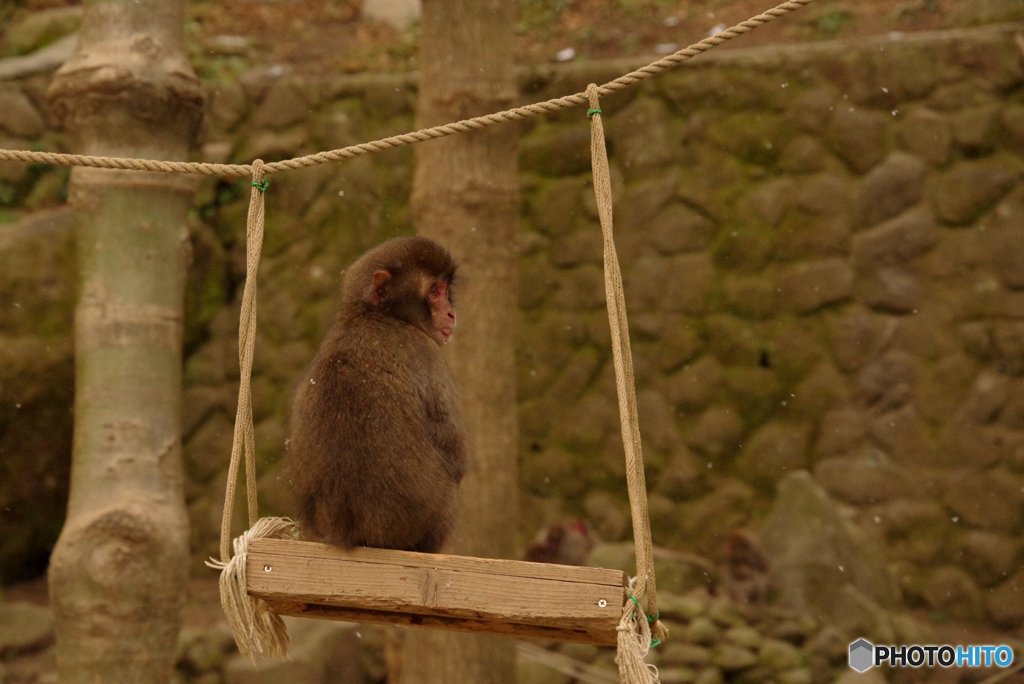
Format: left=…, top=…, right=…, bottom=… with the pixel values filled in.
left=4, top=0, right=1022, bottom=78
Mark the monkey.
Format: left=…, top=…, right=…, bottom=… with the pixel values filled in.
left=722, top=529, right=769, bottom=604
left=524, top=520, right=595, bottom=566
left=286, top=236, right=467, bottom=554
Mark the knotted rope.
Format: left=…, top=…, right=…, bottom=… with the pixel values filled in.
left=203, top=161, right=300, bottom=658
left=588, top=83, right=666, bottom=684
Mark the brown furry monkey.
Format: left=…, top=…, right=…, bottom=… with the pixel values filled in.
left=287, top=236, right=468, bottom=553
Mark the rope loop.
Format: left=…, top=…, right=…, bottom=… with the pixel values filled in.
left=206, top=517, right=301, bottom=658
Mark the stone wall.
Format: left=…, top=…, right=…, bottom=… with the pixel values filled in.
left=2, top=23, right=1024, bottom=638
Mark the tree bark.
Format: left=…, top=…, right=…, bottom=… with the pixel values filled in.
left=400, top=0, right=520, bottom=682
left=45, top=1, right=202, bottom=682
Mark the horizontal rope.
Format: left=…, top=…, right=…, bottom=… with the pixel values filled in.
left=0, top=0, right=814, bottom=178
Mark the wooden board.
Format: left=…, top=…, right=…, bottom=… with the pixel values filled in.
left=246, top=538, right=627, bottom=645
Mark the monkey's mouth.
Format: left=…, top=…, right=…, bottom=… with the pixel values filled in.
left=439, top=327, right=453, bottom=343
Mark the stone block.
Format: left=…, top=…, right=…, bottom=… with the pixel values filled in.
left=649, top=203, right=716, bottom=255
left=998, top=378, right=1024, bottom=430
left=778, top=135, right=829, bottom=174
left=795, top=173, right=853, bottom=217
left=851, top=206, right=937, bottom=269
left=778, top=258, right=853, bottom=314
left=993, top=321, right=1024, bottom=375
left=0, top=602, right=52, bottom=654
left=251, top=80, right=311, bottom=130
left=943, top=469, right=1024, bottom=533
left=240, top=127, right=309, bottom=163
left=1001, top=104, right=1024, bottom=148
left=676, top=146, right=744, bottom=221
left=662, top=643, right=713, bottom=667
left=957, top=530, right=1021, bottom=587
left=828, top=308, right=898, bottom=372
left=0, top=89, right=45, bottom=137
left=684, top=405, right=743, bottom=460
left=921, top=566, right=983, bottom=621
left=761, top=472, right=899, bottom=611
left=638, top=389, right=681, bottom=453
left=775, top=214, right=851, bottom=262
left=931, top=160, right=1016, bottom=226
left=520, top=126, right=591, bottom=177
left=725, top=366, right=783, bottom=418
left=660, top=252, right=716, bottom=315
left=988, top=569, right=1024, bottom=627
left=552, top=391, right=616, bottom=450
left=184, top=413, right=234, bottom=483
left=611, top=96, right=675, bottom=173
left=584, top=491, right=628, bottom=541
left=664, top=356, right=724, bottom=409
left=656, top=445, right=705, bottom=499
left=951, top=104, right=1000, bottom=155
left=986, top=189, right=1024, bottom=290
left=869, top=404, right=935, bottom=466
left=224, top=618, right=362, bottom=684
left=856, top=351, right=915, bottom=410
left=897, top=107, right=951, bottom=166
left=677, top=481, right=755, bottom=558
left=704, top=314, right=761, bottom=366
left=531, top=177, right=584, bottom=237
left=854, top=153, right=928, bottom=229
left=827, top=107, right=889, bottom=174
left=743, top=177, right=795, bottom=228
left=856, top=266, right=921, bottom=314
left=206, top=81, right=248, bottom=131
left=791, top=88, right=835, bottom=133
left=959, top=371, right=1011, bottom=423
left=1, top=6, right=80, bottom=56
left=723, top=274, right=779, bottom=319
left=550, top=229, right=602, bottom=268
left=815, top=408, right=866, bottom=457
left=736, top=422, right=811, bottom=488
left=768, top=321, right=826, bottom=383
left=713, top=645, right=757, bottom=672
left=615, top=173, right=675, bottom=238
left=551, top=264, right=605, bottom=311
left=814, top=453, right=909, bottom=505
left=941, top=418, right=1004, bottom=469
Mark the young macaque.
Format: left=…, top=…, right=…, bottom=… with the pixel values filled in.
left=287, top=237, right=468, bottom=553
left=525, top=520, right=595, bottom=566
left=723, top=529, right=769, bottom=604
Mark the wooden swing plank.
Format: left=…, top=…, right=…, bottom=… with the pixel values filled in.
left=246, top=538, right=626, bottom=645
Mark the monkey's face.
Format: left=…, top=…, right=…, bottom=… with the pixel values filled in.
left=426, top=278, right=456, bottom=346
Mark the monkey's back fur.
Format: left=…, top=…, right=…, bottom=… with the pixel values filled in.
left=287, top=243, right=467, bottom=553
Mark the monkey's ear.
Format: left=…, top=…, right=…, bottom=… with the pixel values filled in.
left=368, top=270, right=391, bottom=305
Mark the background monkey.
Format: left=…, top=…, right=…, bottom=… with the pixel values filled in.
left=287, top=236, right=468, bottom=553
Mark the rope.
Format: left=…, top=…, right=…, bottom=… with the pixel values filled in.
left=616, top=578, right=660, bottom=684
left=588, top=85, right=667, bottom=684
left=217, top=159, right=266, bottom=563
left=0, top=0, right=815, bottom=179
left=205, top=517, right=301, bottom=658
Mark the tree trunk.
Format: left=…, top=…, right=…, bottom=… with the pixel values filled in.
left=45, top=1, right=202, bottom=682
left=400, top=0, right=520, bottom=682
